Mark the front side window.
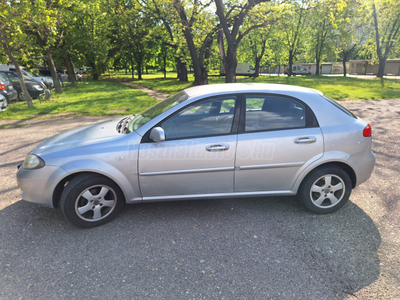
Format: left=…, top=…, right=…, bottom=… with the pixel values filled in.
left=245, top=95, right=306, bottom=132
left=161, top=96, right=237, bottom=140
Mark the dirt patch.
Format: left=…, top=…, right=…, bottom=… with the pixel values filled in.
left=106, top=78, right=169, bottom=101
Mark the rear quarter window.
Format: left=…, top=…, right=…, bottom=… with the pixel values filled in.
left=321, top=95, right=357, bottom=119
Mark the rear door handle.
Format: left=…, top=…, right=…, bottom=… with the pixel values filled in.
left=206, top=144, right=230, bottom=151
left=294, top=136, right=316, bottom=144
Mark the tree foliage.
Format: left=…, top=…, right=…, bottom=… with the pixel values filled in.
left=1, top=0, right=400, bottom=96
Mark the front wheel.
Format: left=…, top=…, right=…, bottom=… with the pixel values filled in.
left=297, top=166, right=352, bottom=214
left=60, top=174, right=125, bottom=228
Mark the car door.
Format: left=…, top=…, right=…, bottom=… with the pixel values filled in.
left=235, top=94, right=323, bottom=192
left=138, top=95, right=239, bottom=199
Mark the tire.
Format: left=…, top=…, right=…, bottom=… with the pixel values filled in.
left=60, top=173, right=125, bottom=228
left=297, top=166, right=352, bottom=214
left=19, top=92, right=26, bottom=101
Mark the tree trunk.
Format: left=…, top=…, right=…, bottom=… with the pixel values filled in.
left=137, top=60, right=142, bottom=80
left=131, top=58, right=135, bottom=79
left=316, top=58, right=320, bottom=75
left=342, top=50, right=348, bottom=77
left=163, top=52, right=167, bottom=79
left=253, top=57, right=261, bottom=78
left=224, top=47, right=237, bottom=83
left=377, top=57, right=386, bottom=78
left=288, top=50, right=294, bottom=77
left=177, top=59, right=188, bottom=82
left=64, top=51, right=77, bottom=87
left=46, top=48, right=63, bottom=94
left=0, top=31, right=34, bottom=107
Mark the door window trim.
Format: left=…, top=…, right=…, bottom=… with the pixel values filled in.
left=141, top=94, right=242, bottom=143
left=238, top=93, right=319, bottom=134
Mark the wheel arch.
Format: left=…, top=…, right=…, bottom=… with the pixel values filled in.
left=299, top=161, right=357, bottom=191
left=51, top=159, right=139, bottom=208
left=52, top=171, right=128, bottom=208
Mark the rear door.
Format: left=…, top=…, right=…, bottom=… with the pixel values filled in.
left=235, top=94, right=323, bottom=192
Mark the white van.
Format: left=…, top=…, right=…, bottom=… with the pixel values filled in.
left=220, top=62, right=256, bottom=77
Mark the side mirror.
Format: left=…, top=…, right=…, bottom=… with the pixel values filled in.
left=150, top=127, right=165, bottom=142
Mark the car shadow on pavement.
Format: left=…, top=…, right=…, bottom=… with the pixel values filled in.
left=0, top=196, right=380, bottom=300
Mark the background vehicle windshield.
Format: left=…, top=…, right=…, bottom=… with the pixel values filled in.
left=127, top=91, right=189, bottom=133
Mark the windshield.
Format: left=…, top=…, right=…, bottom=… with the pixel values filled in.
left=0, top=73, right=10, bottom=82
left=126, top=91, right=189, bottom=133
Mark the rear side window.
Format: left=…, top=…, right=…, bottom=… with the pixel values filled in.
left=244, top=95, right=306, bottom=132
left=321, top=95, right=357, bottom=119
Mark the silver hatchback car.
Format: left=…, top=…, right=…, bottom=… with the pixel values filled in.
left=17, top=83, right=375, bottom=228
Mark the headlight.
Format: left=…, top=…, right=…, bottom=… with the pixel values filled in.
left=23, top=154, right=45, bottom=170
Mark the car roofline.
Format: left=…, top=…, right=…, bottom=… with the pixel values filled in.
left=184, top=83, right=323, bottom=99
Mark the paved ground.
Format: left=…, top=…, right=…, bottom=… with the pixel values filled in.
left=0, top=99, right=399, bottom=300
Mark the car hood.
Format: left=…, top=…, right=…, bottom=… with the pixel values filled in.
left=32, top=119, right=123, bottom=155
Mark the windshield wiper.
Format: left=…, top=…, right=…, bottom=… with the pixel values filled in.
left=116, top=115, right=136, bottom=134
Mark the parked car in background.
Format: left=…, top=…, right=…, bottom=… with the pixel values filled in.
left=0, top=94, right=7, bottom=111
left=0, top=71, right=46, bottom=101
left=0, top=65, right=55, bottom=89
left=17, top=83, right=375, bottom=228
left=21, top=68, right=54, bottom=89
left=0, top=72, right=18, bottom=102
left=38, top=69, right=68, bottom=83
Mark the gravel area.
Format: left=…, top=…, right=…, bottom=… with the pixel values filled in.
left=0, top=99, right=399, bottom=299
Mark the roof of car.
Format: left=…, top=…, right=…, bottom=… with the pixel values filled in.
left=184, top=83, right=322, bottom=98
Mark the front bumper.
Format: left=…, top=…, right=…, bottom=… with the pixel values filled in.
left=17, top=165, right=67, bottom=208
left=28, top=89, right=45, bottom=99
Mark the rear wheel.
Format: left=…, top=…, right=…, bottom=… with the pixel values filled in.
left=60, top=174, right=125, bottom=228
left=298, top=166, right=352, bottom=214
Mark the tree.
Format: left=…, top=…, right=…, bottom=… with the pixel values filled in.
left=138, top=0, right=189, bottom=82
left=215, top=0, right=273, bottom=83
left=307, top=0, right=346, bottom=75
left=278, top=0, right=312, bottom=76
left=173, top=0, right=219, bottom=85
left=370, top=0, right=400, bottom=77
left=335, top=0, right=364, bottom=77
left=0, top=0, right=34, bottom=107
left=24, top=0, right=64, bottom=94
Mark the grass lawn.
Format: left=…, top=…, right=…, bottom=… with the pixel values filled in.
left=131, top=72, right=400, bottom=101
left=1, top=71, right=399, bottom=121
left=0, top=80, right=157, bottom=121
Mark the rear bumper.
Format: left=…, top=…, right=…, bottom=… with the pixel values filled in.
left=348, top=150, right=376, bottom=187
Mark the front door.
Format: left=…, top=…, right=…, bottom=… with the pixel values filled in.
left=139, top=95, right=238, bottom=200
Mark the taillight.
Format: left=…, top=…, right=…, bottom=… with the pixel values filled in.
left=363, top=124, right=372, bottom=137
left=0, top=83, right=5, bottom=90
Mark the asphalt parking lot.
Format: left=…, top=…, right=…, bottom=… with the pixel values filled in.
left=0, top=99, right=399, bottom=300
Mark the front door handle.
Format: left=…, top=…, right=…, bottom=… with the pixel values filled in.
left=206, top=144, right=230, bottom=152
left=294, top=136, right=317, bottom=144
